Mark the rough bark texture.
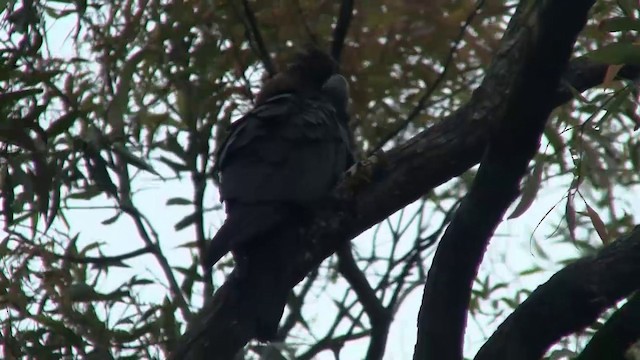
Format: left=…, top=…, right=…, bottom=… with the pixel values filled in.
left=575, top=292, right=640, bottom=360
left=413, top=1, right=596, bottom=359
left=169, top=5, right=640, bottom=360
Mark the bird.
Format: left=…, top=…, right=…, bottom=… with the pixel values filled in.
left=205, top=47, right=353, bottom=341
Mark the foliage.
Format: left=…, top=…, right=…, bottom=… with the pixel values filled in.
left=1, top=0, right=640, bottom=358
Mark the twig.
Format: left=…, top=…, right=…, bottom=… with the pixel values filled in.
left=121, top=205, right=193, bottom=322
left=370, top=0, right=485, bottom=154
left=44, top=245, right=154, bottom=265
left=331, top=0, right=354, bottom=63
left=240, top=0, right=276, bottom=76
left=337, top=244, right=390, bottom=360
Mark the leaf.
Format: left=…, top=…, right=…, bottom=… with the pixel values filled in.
left=508, top=160, right=544, bottom=219
left=0, top=88, right=42, bottom=105
left=603, top=64, right=623, bottom=87
left=174, top=212, right=199, bottom=231
left=84, top=152, right=118, bottom=198
left=161, top=134, right=188, bottom=161
left=158, top=155, right=188, bottom=174
left=46, top=111, right=78, bottom=137
left=101, top=211, right=121, bottom=225
left=180, top=260, right=199, bottom=301
left=67, top=185, right=103, bottom=200
left=112, top=143, right=158, bottom=175
left=127, top=277, right=154, bottom=287
left=44, top=173, right=61, bottom=232
left=586, top=43, right=640, bottom=65
left=166, top=197, right=191, bottom=206
left=584, top=204, right=610, bottom=244
left=1, top=166, right=14, bottom=226
left=599, top=17, right=640, bottom=32
left=566, top=193, right=577, bottom=243
left=67, top=282, right=97, bottom=302
left=177, top=240, right=199, bottom=249
left=34, top=315, right=84, bottom=347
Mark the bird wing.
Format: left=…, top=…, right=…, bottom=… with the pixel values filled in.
left=205, top=93, right=351, bottom=267
left=216, top=93, right=351, bottom=204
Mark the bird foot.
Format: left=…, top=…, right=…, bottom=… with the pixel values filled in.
left=343, top=150, right=388, bottom=192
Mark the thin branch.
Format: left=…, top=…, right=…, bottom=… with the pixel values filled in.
left=476, top=226, right=640, bottom=360
left=370, top=0, right=485, bottom=154
left=331, top=0, right=354, bottom=63
left=299, top=330, right=370, bottom=360
left=121, top=205, right=193, bottom=322
left=337, top=244, right=391, bottom=360
left=240, top=0, right=276, bottom=76
left=43, top=245, right=154, bottom=265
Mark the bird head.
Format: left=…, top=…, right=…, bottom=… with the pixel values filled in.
left=256, top=47, right=340, bottom=104
left=321, top=74, right=350, bottom=121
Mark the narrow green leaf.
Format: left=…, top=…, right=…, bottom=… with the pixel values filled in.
left=112, top=143, right=158, bottom=175
left=599, top=17, right=640, bottom=32
left=173, top=212, right=198, bottom=231
left=101, top=211, right=121, bottom=225
left=586, top=43, right=640, bottom=65
left=158, top=156, right=188, bottom=174
left=166, top=197, right=191, bottom=206
left=67, top=185, right=103, bottom=200
left=508, top=159, right=544, bottom=219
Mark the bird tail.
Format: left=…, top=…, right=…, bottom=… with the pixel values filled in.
left=233, top=223, right=300, bottom=341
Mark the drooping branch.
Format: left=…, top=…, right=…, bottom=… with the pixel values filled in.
left=575, top=292, right=640, bottom=360
left=170, top=16, right=640, bottom=360
left=476, top=226, right=640, bottom=360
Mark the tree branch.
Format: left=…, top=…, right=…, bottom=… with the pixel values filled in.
left=240, top=0, right=276, bottom=76
left=44, top=245, right=154, bottom=265
left=413, top=1, right=596, bottom=358
left=476, top=226, right=640, bottom=360
left=573, top=292, right=640, bottom=360
left=337, top=245, right=391, bottom=360
left=170, top=12, right=640, bottom=360
left=330, top=0, right=354, bottom=63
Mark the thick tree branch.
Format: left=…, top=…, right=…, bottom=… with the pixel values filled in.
left=170, top=14, right=640, bottom=360
left=413, top=1, right=595, bottom=359
left=575, top=291, right=640, bottom=360
left=476, top=226, right=640, bottom=360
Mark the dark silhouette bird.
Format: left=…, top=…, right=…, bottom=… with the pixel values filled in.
left=205, top=48, right=353, bottom=341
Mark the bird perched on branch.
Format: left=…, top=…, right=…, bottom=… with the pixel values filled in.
left=205, top=48, right=353, bottom=341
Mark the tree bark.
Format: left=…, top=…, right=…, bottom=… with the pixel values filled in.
left=476, top=226, right=640, bottom=360
left=413, top=1, right=596, bottom=358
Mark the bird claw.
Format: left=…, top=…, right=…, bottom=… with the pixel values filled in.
left=344, top=150, right=388, bottom=192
